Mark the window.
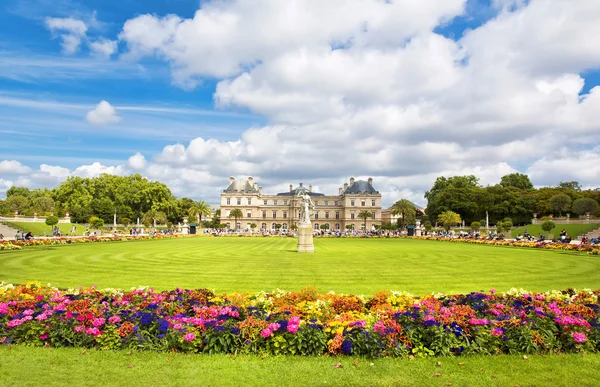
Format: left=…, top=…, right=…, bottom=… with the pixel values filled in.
left=351, top=200, right=355, bottom=206
left=325, top=212, right=329, bottom=219
left=361, top=200, right=366, bottom=207
left=282, top=223, right=288, bottom=231
left=351, top=212, right=355, bottom=219
left=264, top=200, right=268, bottom=205
left=226, top=223, right=231, bottom=229
left=315, top=212, right=319, bottom=220
left=314, top=223, right=319, bottom=230
left=335, top=223, right=340, bottom=230
left=351, top=224, right=355, bottom=231
left=237, top=198, right=241, bottom=205
left=274, top=200, right=278, bottom=205
left=261, top=223, right=266, bottom=230
left=334, top=201, right=339, bottom=206
left=314, top=201, right=318, bottom=206
left=262, top=211, right=266, bottom=218
left=325, top=201, right=328, bottom=206
left=372, top=200, right=376, bottom=206
left=283, top=211, right=287, bottom=219
left=226, top=198, right=231, bottom=205
left=247, top=211, right=252, bottom=218
left=226, top=210, right=231, bottom=217
left=272, top=211, right=277, bottom=219
left=335, top=211, right=340, bottom=219
left=284, top=200, right=288, bottom=205
left=236, top=223, right=241, bottom=230
left=372, top=211, right=376, bottom=219
left=247, top=198, right=251, bottom=205
left=271, top=223, right=276, bottom=230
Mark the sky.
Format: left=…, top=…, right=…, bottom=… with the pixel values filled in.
left=1, top=0, right=600, bottom=207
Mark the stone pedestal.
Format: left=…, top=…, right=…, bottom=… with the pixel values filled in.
left=297, top=223, right=314, bottom=253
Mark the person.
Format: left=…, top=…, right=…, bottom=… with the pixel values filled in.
left=71, top=225, right=76, bottom=236
left=0, top=233, right=4, bottom=240
left=25, top=232, right=33, bottom=240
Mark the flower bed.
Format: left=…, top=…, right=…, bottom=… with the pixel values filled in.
left=406, top=236, right=600, bottom=255
left=0, top=234, right=197, bottom=251
left=1, top=282, right=599, bottom=357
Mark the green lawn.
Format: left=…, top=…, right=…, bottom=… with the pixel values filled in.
left=1, top=237, right=599, bottom=294
left=1, top=346, right=599, bottom=387
left=511, top=223, right=600, bottom=238
left=1, top=221, right=88, bottom=237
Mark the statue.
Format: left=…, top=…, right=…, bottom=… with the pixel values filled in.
left=298, top=191, right=314, bottom=225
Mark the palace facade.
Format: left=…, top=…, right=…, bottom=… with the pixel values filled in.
left=220, top=176, right=382, bottom=232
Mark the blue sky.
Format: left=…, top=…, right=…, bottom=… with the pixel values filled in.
left=1, top=0, right=599, bottom=204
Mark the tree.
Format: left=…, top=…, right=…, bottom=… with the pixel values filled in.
left=89, top=216, right=104, bottom=229
left=228, top=209, right=243, bottom=231
left=390, top=199, right=416, bottom=229
left=121, top=217, right=131, bottom=227
left=572, top=198, right=599, bottom=216
left=275, top=223, right=282, bottom=231
left=6, top=195, right=29, bottom=213
left=470, top=221, right=481, bottom=231
left=500, top=173, right=533, bottom=190
left=437, top=211, right=461, bottom=231
left=188, top=200, right=212, bottom=224
left=541, top=221, right=556, bottom=236
left=45, top=215, right=59, bottom=228
left=425, top=175, right=481, bottom=223
left=357, top=210, right=372, bottom=232
left=91, top=197, right=115, bottom=223
left=558, top=181, right=581, bottom=192
left=142, top=210, right=167, bottom=228
left=320, top=224, right=330, bottom=230
left=345, top=225, right=353, bottom=230
left=423, top=221, right=433, bottom=232
left=502, top=220, right=512, bottom=233
left=33, top=196, right=55, bottom=213
left=549, top=194, right=572, bottom=217
left=250, top=223, right=257, bottom=231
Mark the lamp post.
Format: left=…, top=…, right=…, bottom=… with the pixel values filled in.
left=113, top=208, right=117, bottom=230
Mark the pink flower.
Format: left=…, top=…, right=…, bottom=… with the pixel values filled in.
left=92, top=318, right=105, bottom=327
left=173, top=323, right=182, bottom=330
left=491, top=328, right=504, bottom=337
left=572, top=332, right=587, bottom=343
left=74, top=325, right=84, bottom=333
left=85, top=327, right=101, bottom=336
left=108, top=316, right=121, bottom=324
left=0, top=302, right=8, bottom=314
left=183, top=333, right=196, bottom=342
left=36, top=313, right=48, bottom=321
left=23, top=309, right=34, bottom=316
left=7, top=318, right=23, bottom=328
left=289, top=316, right=301, bottom=325
left=287, top=324, right=299, bottom=334
left=268, top=323, right=281, bottom=331
left=468, top=318, right=489, bottom=325
left=261, top=328, right=273, bottom=338
left=489, top=289, right=496, bottom=294
left=40, top=334, right=49, bottom=340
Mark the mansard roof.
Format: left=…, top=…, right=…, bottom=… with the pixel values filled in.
left=223, top=179, right=260, bottom=194
left=277, top=182, right=325, bottom=196
left=342, top=180, right=379, bottom=195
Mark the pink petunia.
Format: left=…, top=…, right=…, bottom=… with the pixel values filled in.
left=108, top=316, right=121, bottom=324
left=261, top=328, right=273, bottom=338
left=572, top=332, right=587, bottom=343
left=92, top=318, right=105, bottom=327
left=491, top=328, right=504, bottom=337
left=287, top=324, right=299, bottom=334
left=74, top=325, right=84, bottom=333
left=183, top=333, right=196, bottom=342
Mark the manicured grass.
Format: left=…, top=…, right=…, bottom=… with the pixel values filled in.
left=1, top=238, right=599, bottom=294
left=1, top=346, right=599, bottom=387
left=511, top=223, right=600, bottom=238
left=1, top=221, right=88, bottom=237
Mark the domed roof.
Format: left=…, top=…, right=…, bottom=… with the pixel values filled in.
left=223, top=178, right=260, bottom=194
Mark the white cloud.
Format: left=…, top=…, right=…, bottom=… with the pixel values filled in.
left=45, top=17, right=88, bottom=54
left=86, top=100, right=121, bottom=126
left=0, top=160, right=33, bottom=175
left=127, top=153, right=147, bottom=170
left=89, top=38, right=118, bottom=58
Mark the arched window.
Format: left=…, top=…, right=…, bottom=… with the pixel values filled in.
left=335, top=223, right=340, bottom=230
left=282, top=223, right=288, bottom=230
left=314, top=223, right=319, bottom=230
left=261, top=223, right=267, bottom=230
left=271, top=223, right=277, bottom=230
left=226, top=223, right=231, bottom=229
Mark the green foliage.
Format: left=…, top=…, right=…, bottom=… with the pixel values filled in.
left=437, top=210, right=461, bottom=231
left=228, top=209, right=243, bottom=230
left=187, top=201, right=212, bottom=224
left=45, top=216, right=59, bottom=227
left=423, top=221, right=432, bottom=231
left=6, top=195, right=29, bottom=213
left=558, top=181, right=582, bottom=191
left=572, top=198, right=599, bottom=216
left=549, top=194, right=572, bottom=217
left=250, top=223, right=257, bottom=230
left=357, top=210, right=371, bottom=231
left=32, top=196, right=55, bottom=213
left=470, top=221, right=481, bottom=231
left=425, top=175, right=480, bottom=224
left=502, top=220, right=513, bottom=232
left=89, top=216, right=104, bottom=229
left=390, top=199, right=416, bottom=229
left=319, top=224, right=329, bottom=230
left=541, top=221, right=556, bottom=234
left=500, top=173, right=534, bottom=190
left=121, top=217, right=131, bottom=226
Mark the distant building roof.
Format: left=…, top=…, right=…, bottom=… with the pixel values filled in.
left=342, top=180, right=379, bottom=194
left=277, top=182, right=325, bottom=196
left=223, top=179, right=260, bottom=194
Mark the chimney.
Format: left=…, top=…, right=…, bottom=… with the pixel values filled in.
left=248, top=176, right=253, bottom=183
left=289, top=184, right=293, bottom=192
left=259, top=186, right=262, bottom=194
left=368, top=177, right=373, bottom=185
left=349, top=177, right=355, bottom=186
left=309, top=184, right=312, bottom=192
left=229, top=176, right=235, bottom=184
left=338, top=187, right=342, bottom=194
left=344, top=183, right=348, bottom=190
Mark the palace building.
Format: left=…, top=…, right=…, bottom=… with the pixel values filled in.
left=220, top=176, right=382, bottom=232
